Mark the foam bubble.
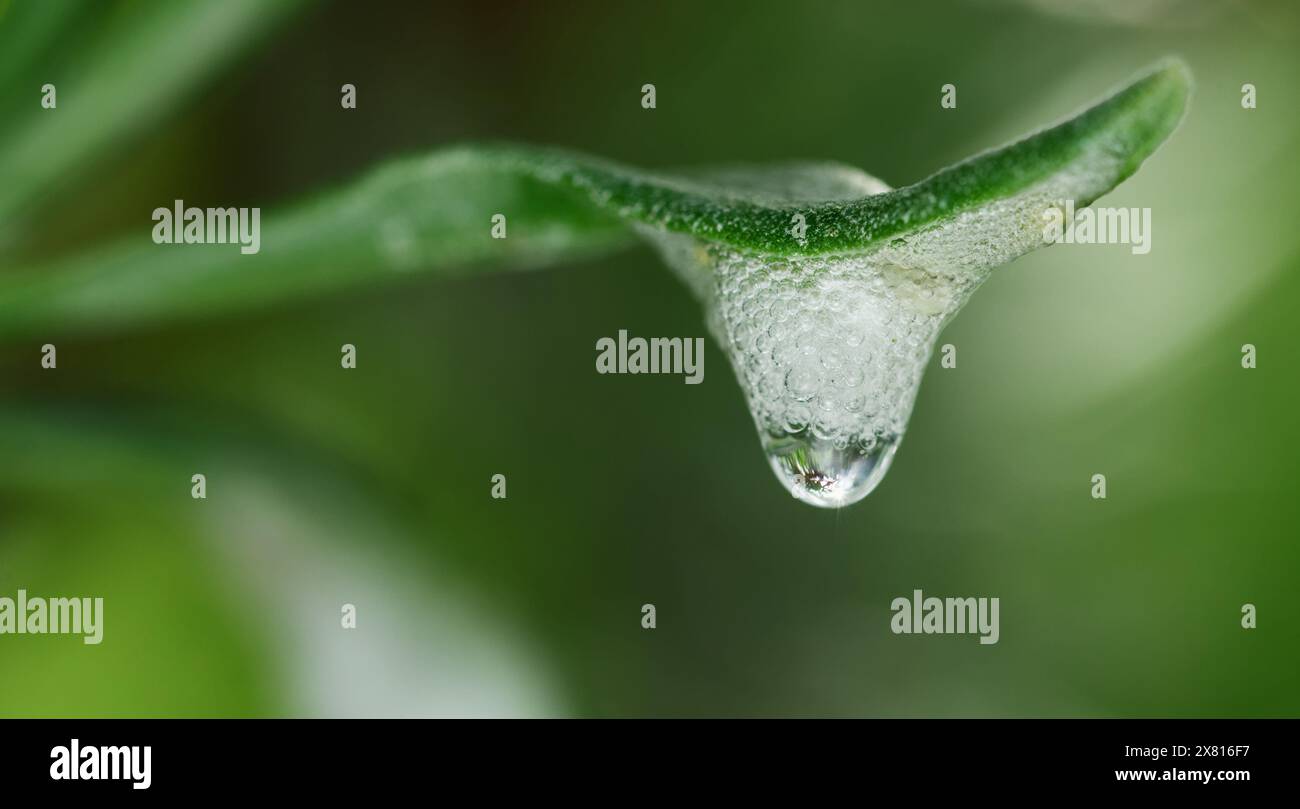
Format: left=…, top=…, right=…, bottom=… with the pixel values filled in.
left=639, top=163, right=1101, bottom=506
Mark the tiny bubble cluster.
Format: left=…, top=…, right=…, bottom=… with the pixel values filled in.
left=639, top=162, right=1119, bottom=507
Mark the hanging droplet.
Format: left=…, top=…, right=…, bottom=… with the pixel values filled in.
left=766, top=430, right=899, bottom=507
left=650, top=230, right=978, bottom=506
left=631, top=161, right=1045, bottom=508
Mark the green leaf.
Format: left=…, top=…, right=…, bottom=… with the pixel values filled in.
left=0, top=59, right=1190, bottom=340
left=0, top=0, right=306, bottom=239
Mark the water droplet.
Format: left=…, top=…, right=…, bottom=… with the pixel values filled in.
left=630, top=162, right=1024, bottom=509
left=765, top=432, right=899, bottom=507
left=783, top=404, right=811, bottom=434
left=785, top=366, right=819, bottom=401
left=834, top=365, right=864, bottom=388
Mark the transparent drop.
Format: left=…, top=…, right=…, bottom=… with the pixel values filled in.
left=635, top=161, right=1074, bottom=508
left=766, top=430, right=899, bottom=507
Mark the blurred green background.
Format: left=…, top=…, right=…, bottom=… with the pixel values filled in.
left=0, top=0, right=1297, bottom=717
